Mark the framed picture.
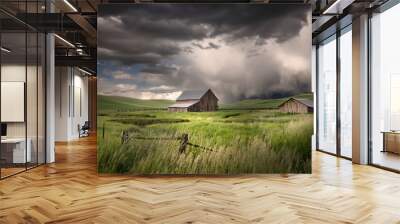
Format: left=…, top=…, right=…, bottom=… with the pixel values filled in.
left=97, top=3, right=312, bottom=175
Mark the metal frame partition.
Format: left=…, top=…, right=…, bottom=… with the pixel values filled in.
left=0, top=1, right=47, bottom=180
left=315, top=18, right=353, bottom=161
left=315, top=32, right=338, bottom=157
left=336, top=28, right=341, bottom=159
left=367, top=10, right=373, bottom=167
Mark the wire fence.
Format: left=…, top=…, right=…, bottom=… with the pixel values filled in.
left=120, top=130, right=214, bottom=153
left=101, top=121, right=214, bottom=153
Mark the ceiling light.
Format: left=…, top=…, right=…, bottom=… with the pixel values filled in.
left=54, top=34, right=75, bottom=48
left=78, top=67, right=93, bottom=76
left=76, top=48, right=85, bottom=55
left=323, top=0, right=355, bottom=15
left=63, top=0, right=78, bottom=12
left=323, top=0, right=341, bottom=14
left=1, top=47, right=11, bottom=53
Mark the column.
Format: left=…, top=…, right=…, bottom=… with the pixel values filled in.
left=352, top=14, right=369, bottom=164
left=46, top=0, right=55, bottom=163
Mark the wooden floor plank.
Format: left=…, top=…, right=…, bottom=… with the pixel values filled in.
left=0, top=136, right=399, bottom=223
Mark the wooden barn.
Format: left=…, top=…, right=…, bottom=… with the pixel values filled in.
left=279, top=98, right=313, bottom=114
left=168, top=89, right=218, bottom=112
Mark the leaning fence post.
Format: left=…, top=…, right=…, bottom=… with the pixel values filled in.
left=179, top=134, right=189, bottom=153
left=121, top=130, right=129, bottom=144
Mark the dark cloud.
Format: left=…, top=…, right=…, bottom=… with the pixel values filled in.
left=99, top=50, right=162, bottom=66
left=98, top=4, right=311, bottom=101
left=99, top=5, right=308, bottom=41
left=141, top=64, right=179, bottom=75
left=192, top=42, right=221, bottom=50
left=98, top=4, right=309, bottom=66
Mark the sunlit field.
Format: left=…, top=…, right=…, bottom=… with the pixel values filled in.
left=97, top=95, right=313, bottom=174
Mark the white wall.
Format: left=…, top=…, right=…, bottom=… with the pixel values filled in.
left=55, top=67, right=70, bottom=141
left=1, top=63, right=46, bottom=164
left=1, top=65, right=26, bottom=139
left=1, top=65, right=41, bottom=138
left=55, top=67, right=89, bottom=141
left=72, top=73, right=89, bottom=138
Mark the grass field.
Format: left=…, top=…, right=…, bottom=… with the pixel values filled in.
left=97, top=94, right=313, bottom=174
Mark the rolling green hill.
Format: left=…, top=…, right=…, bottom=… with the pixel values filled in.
left=220, top=93, right=313, bottom=110
left=220, top=98, right=284, bottom=110
left=98, top=95, right=173, bottom=113
left=292, top=93, right=313, bottom=100
left=98, top=92, right=313, bottom=112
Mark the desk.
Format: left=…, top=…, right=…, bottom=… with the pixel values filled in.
left=382, top=131, right=400, bottom=154
left=1, top=138, right=31, bottom=164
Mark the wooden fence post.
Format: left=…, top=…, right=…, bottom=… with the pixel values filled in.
left=102, top=122, right=105, bottom=139
left=121, top=130, right=129, bottom=144
left=179, top=134, right=189, bottom=153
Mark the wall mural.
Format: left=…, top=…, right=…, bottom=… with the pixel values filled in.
left=97, top=4, right=313, bottom=174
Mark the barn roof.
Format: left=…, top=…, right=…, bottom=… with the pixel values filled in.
left=176, top=89, right=209, bottom=101
left=279, top=97, right=314, bottom=108
left=294, top=98, right=313, bottom=108
left=168, top=100, right=199, bottom=108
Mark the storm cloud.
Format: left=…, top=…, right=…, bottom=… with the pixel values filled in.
left=98, top=4, right=311, bottom=102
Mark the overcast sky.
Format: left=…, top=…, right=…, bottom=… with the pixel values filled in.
left=98, top=4, right=311, bottom=102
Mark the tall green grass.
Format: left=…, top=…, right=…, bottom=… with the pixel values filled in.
left=97, top=110, right=312, bottom=174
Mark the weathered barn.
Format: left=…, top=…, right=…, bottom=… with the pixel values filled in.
left=168, top=89, right=218, bottom=112
left=278, top=98, right=313, bottom=113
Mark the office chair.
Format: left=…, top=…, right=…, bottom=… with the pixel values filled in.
left=79, top=121, right=90, bottom=138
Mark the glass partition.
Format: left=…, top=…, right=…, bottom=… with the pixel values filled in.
left=1, top=31, right=28, bottom=177
left=0, top=2, right=46, bottom=179
left=312, top=45, right=317, bottom=151
left=339, top=26, right=352, bottom=158
left=371, top=3, right=400, bottom=171
left=317, top=35, right=337, bottom=154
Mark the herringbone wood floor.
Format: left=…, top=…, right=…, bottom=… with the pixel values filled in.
left=1, top=136, right=400, bottom=224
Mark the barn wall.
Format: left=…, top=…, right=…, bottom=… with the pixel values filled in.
left=279, top=100, right=311, bottom=114
left=198, top=90, right=218, bottom=111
